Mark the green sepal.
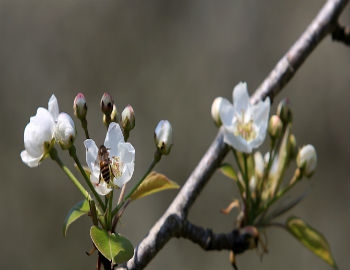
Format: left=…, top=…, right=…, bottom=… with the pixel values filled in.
left=130, top=171, right=179, bottom=200
left=63, top=199, right=90, bottom=237
left=286, top=216, right=338, bottom=269
left=90, top=226, right=134, bottom=264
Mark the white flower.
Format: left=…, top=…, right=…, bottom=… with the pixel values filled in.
left=219, top=82, right=270, bottom=153
left=20, top=95, right=59, bottom=167
left=84, top=122, right=135, bottom=196
left=54, top=112, right=76, bottom=149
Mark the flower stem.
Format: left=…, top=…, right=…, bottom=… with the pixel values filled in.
left=80, top=118, right=90, bottom=139
left=232, top=150, right=252, bottom=220
left=111, top=150, right=161, bottom=218
left=68, top=145, right=105, bottom=211
left=257, top=168, right=302, bottom=220
left=49, top=147, right=90, bottom=201
left=243, top=153, right=252, bottom=223
left=106, top=190, right=114, bottom=230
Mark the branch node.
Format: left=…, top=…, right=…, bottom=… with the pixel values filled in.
left=331, top=23, right=350, bottom=46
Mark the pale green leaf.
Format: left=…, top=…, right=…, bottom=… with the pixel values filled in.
left=130, top=171, right=179, bottom=200
left=63, top=199, right=90, bottom=237
left=219, top=163, right=237, bottom=181
left=90, top=226, right=134, bottom=264
left=286, top=216, right=338, bottom=269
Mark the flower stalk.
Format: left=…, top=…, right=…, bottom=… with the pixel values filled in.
left=49, top=147, right=90, bottom=201
left=68, top=145, right=105, bottom=210
left=111, top=153, right=160, bottom=217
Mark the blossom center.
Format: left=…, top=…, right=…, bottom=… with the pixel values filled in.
left=110, top=156, right=123, bottom=178
left=234, top=111, right=257, bottom=141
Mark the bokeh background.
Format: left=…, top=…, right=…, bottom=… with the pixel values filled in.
left=1, top=0, right=348, bottom=269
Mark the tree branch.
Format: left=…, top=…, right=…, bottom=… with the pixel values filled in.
left=250, top=0, right=349, bottom=104
left=178, top=220, right=257, bottom=255
left=117, top=0, right=348, bottom=269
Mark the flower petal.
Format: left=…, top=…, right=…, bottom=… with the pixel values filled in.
left=218, top=98, right=235, bottom=127
left=113, top=163, right=134, bottom=187
left=94, top=181, right=112, bottom=196
left=251, top=98, right=270, bottom=123
left=223, top=128, right=253, bottom=153
left=233, top=82, right=250, bottom=113
left=118, top=142, right=135, bottom=164
left=24, top=108, right=54, bottom=157
left=112, top=142, right=135, bottom=187
left=20, top=150, right=42, bottom=167
left=84, top=139, right=99, bottom=172
left=55, top=112, right=76, bottom=149
left=48, top=95, right=59, bottom=121
left=104, top=122, right=124, bottom=154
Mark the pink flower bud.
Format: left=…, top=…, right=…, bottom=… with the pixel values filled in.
left=73, top=93, right=87, bottom=120
left=100, top=92, right=114, bottom=116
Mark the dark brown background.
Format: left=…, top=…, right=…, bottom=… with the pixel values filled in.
left=2, top=0, right=348, bottom=269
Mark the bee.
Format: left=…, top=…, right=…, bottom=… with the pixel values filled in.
left=97, top=145, right=112, bottom=184
left=96, top=145, right=121, bottom=186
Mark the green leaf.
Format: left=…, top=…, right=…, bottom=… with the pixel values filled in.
left=219, top=163, right=238, bottom=181
left=90, top=226, right=134, bottom=264
left=130, top=171, right=180, bottom=200
left=286, top=216, right=338, bottom=269
left=63, top=199, right=90, bottom=237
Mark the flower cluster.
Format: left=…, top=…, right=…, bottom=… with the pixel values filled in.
left=211, top=82, right=322, bottom=267
left=20, top=92, right=176, bottom=268
left=20, top=95, right=76, bottom=167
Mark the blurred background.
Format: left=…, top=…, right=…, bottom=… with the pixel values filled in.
left=1, top=0, right=348, bottom=269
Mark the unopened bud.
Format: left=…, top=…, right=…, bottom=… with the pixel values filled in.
left=211, top=97, right=225, bottom=126
left=111, top=104, right=119, bottom=123
left=277, top=98, right=292, bottom=124
left=54, top=113, right=76, bottom=149
left=288, top=134, right=297, bottom=160
left=154, top=120, right=173, bottom=155
left=296, top=144, right=317, bottom=178
left=73, top=93, right=87, bottom=120
left=100, top=92, right=114, bottom=116
left=254, top=151, right=264, bottom=179
left=268, top=115, right=283, bottom=139
left=121, top=105, right=135, bottom=132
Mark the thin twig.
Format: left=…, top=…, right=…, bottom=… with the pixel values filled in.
left=117, top=0, right=348, bottom=269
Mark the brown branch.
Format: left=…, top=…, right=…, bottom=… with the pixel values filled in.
left=332, top=23, right=350, bottom=46
left=116, top=0, right=348, bottom=269
left=178, top=220, right=257, bottom=255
